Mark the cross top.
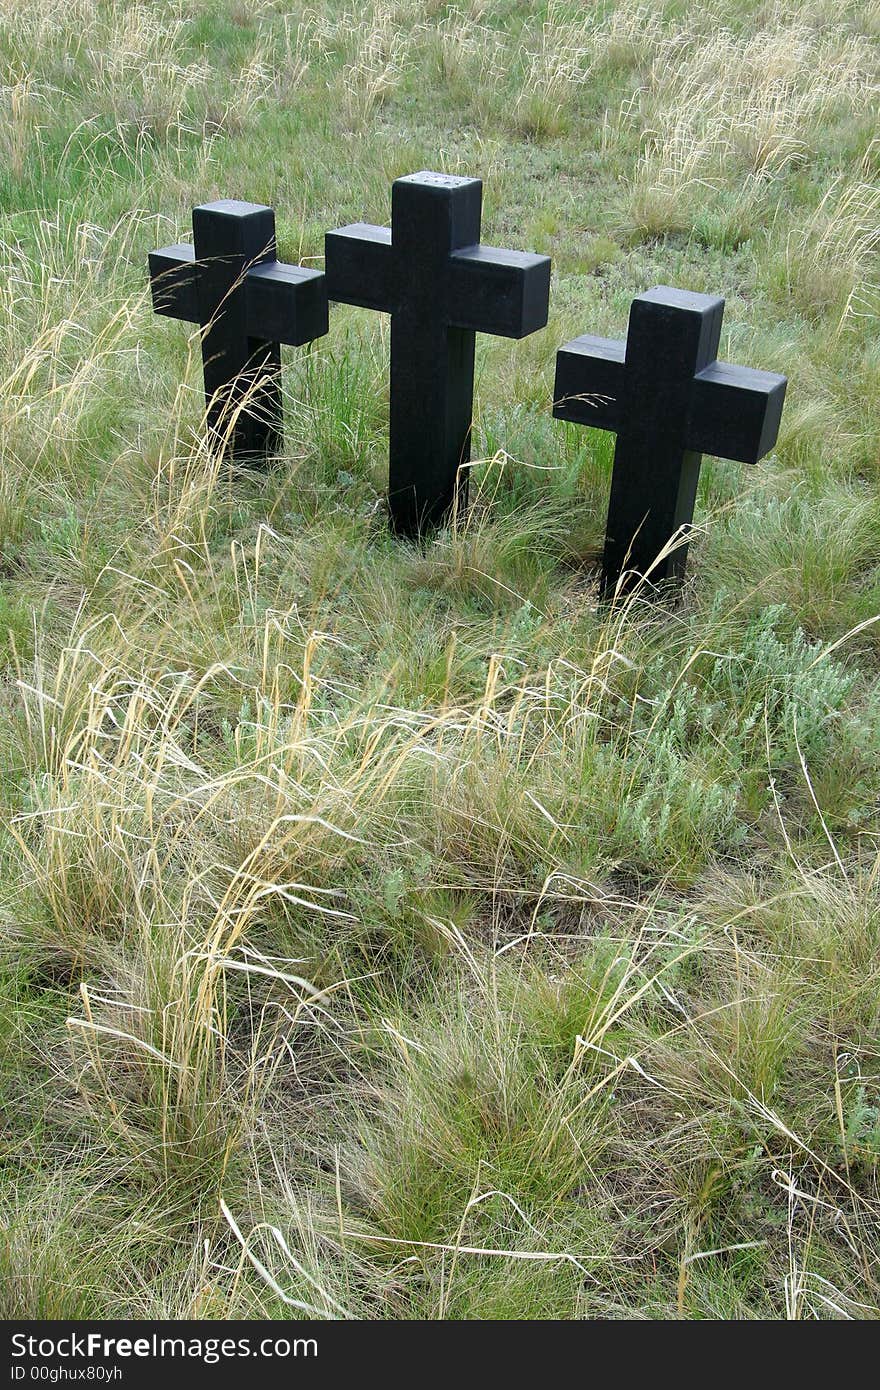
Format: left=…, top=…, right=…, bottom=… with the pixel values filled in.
left=326, top=170, right=551, bottom=533
left=150, top=199, right=328, bottom=461
left=398, top=170, right=473, bottom=188
left=553, top=285, right=787, bottom=593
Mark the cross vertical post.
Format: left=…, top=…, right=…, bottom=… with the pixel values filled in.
left=326, top=172, right=551, bottom=535
left=150, top=200, right=328, bottom=464
left=192, top=201, right=279, bottom=459
left=390, top=174, right=481, bottom=533
left=604, top=288, right=722, bottom=588
left=553, top=286, right=787, bottom=595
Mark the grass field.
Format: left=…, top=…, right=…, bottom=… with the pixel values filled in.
left=1, top=0, right=879, bottom=1319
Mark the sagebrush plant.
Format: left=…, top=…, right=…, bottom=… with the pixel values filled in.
left=0, top=0, right=879, bottom=1320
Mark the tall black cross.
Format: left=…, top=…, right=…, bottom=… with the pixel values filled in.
left=325, top=171, right=551, bottom=534
left=150, top=200, right=328, bottom=463
left=553, top=285, right=787, bottom=595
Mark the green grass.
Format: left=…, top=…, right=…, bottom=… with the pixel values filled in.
left=1, top=0, right=879, bottom=1319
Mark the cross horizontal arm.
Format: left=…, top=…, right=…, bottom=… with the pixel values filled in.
left=245, top=261, right=328, bottom=346
left=552, top=335, right=626, bottom=431
left=446, top=246, right=551, bottom=338
left=325, top=223, right=395, bottom=312
left=687, top=360, right=787, bottom=464
left=149, top=244, right=198, bottom=323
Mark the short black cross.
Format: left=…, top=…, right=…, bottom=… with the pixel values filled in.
left=553, top=285, right=787, bottom=595
left=150, top=200, right=328, bottom=463
left=325, top=171, right=551, bottom=534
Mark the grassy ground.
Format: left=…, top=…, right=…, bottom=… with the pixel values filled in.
left=1, top=0, right=879, bottom=1319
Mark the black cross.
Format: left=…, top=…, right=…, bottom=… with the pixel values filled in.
left=553, top=285, right=787, bottom=595
left=325, top=171, right=551, bottom=535
left=149, top=199, right=328, bottom=463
